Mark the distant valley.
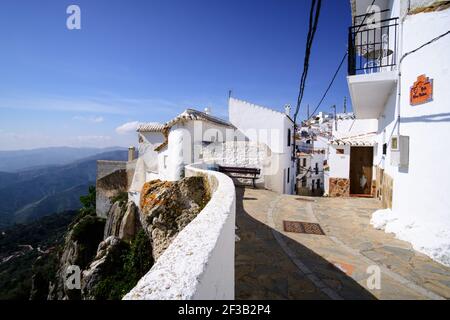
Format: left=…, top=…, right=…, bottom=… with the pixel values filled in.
left=0, top=148, right=128, bottom=228
left=0, top=146, right=126, bottom=172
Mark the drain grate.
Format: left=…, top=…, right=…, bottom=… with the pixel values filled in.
left=283, top=221, right=325, bottom=235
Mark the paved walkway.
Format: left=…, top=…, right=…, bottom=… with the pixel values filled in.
left=235, top=188, right=450, bottom=300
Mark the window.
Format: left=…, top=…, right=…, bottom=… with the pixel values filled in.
left=383, top=143, right=387, bottom=156
left=287, top=168, right=290, bottom=183
left=316, top=179, right=320, bottom=189
left=312, top=179, right=315, bottom=191
left=287, top=129, right=291, bottom=147
left=315, top=163, right=319, bottom=175
left=336, top=148, right=344, bottom=155
left=303, top=158, right=306, bottom=167
left=302, top=177, right=307, bottom=187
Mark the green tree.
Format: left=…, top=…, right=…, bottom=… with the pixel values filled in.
left=79, top=185, right=96, bottom=217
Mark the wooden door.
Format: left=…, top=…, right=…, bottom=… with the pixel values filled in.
left=350, top=147, right=373, bottom=195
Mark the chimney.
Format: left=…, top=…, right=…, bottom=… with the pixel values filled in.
left=204, top=107, right=212, bottom=115
left=128, top=146, right=136, bottom=162
left=285, top=104, right=291, bottom=117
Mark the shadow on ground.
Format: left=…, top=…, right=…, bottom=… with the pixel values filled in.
left=234, top=187, right=377, bottom=300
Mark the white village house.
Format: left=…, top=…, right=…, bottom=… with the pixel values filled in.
left=297, top=151, right=325, bottom=196
left=347, top=0, right=450, bottom=265
left=228, top=97, right=296, bottom=195
left=327, top=116, right=378, bottom=197
left=128, top=97, right=296, bottom=207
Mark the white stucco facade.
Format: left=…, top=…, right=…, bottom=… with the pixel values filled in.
left=129, top=110, right=235, bottom=207
left=328, top=118, right=378, bottom=181
left=349, top=0, right=450, bottom=265
left=297, top=152, right=325, bottom=194
left=229, top=97, right=296, bottom=194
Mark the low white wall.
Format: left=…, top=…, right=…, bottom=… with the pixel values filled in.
left=123, top=162, right=236, bottom=300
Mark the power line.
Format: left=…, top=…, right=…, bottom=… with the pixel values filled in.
left=293, top=0, right=322, bottom=123
left=307, top=54, right=347, bottom=120
left=292, top=0, right=322, bottom=161
left=400, top=29, right=450, bottom=64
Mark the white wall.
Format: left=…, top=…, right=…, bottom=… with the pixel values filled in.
left=229, top=97, right=287, bottom=154
left=389, top=8, right=450, bottom=221
left=139, top=132, right=165, bottom=173
left=229, top=97, right=295, bottom=194
left=123, top=163, right=236, bottom=300
left=329, top=145, right=351, bottom=179
left=367, top=6, right=450, bottom=265
left=333, top=118, right=378, bottom=138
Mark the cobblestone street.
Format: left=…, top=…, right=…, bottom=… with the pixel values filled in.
left=235, top=187, right=450, bottom=300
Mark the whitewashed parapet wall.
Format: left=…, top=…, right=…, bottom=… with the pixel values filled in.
left=123, top=163, right=236, bottom=300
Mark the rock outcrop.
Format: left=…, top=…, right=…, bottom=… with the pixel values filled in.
left=47, top=176, right=211, bottom=300
left=104, top=201, right=141, bottom=242
left=81, top=236, right=130, bottom=300
left=48, top=214, right=106, bottom=300
left=139, top=177, right=210, bottom=261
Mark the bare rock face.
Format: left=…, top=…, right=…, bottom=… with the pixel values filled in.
left=139, top=177, right=210, bottom=261
left=119, top=202, right=140, bottom=242
left=81, top=236, right=129, bottom=300
left=104, top=201, right=141, bottom=243
left=48, top=215, right=105, bottom=300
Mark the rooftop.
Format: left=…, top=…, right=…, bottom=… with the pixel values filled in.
left=137, top=108, right=235, bottom=133
left=330, top=132, right=377, bottom=146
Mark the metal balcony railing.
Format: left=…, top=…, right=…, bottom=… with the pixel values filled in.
left=348, top=17, right=399, bottom=76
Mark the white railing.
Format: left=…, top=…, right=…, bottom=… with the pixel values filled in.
left=123, top=162, right=236, bottom=300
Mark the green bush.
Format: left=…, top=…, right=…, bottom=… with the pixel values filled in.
left=92, top=230, right=153, bottom=300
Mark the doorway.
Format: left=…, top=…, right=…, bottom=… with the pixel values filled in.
left=349, top=147, right=373, bottom=196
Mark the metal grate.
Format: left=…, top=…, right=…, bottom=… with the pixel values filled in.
left=283, top=221, right=325, bottom=235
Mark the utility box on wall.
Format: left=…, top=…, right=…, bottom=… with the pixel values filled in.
left=390, top=135, right=409, bottom=167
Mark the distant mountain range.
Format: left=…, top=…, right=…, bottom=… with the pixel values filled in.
left=0, top=148, right=129, bottom=228
left=0, top=147, right=126, bottom=172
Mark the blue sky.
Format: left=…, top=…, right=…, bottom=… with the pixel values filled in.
left=0, top=0, right=352, bottom=150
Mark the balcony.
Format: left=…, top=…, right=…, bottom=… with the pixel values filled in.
left=347, top=18, right=399, bottom=119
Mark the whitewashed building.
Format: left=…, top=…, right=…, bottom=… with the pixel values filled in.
left=229, top=97, right=296, bottom=194
left=347, top=0, right=450, bottom=265
left=327, top=117, right=378, bottom=197
left=297, top=151, right=325, bottom=196
left=130, top=98, right=297, bottom=203
left=129, top=109, right=235, bottom=204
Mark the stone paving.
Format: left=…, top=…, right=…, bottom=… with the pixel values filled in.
left=235, top=187, right=450, bottom=300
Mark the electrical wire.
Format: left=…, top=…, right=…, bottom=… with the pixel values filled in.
left=293, top=0, right=322, bottom=123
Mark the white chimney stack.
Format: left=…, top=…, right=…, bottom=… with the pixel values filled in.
left=128, top=146, right=136, bottom=162
left=204, top=107, right=212, bottom=115
left=285, top=104, right=291, bottom=116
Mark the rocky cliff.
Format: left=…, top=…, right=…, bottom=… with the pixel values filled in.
left=44, top=176, right=210, bottom=300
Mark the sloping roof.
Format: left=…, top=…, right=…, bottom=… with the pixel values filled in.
left=137, top=109, right=234, bottom=133
left=137, top=123, right=166, bottom=133
left=165, top=109, right=234, bottom=128
left=330, top=132, right=377, bottom=146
